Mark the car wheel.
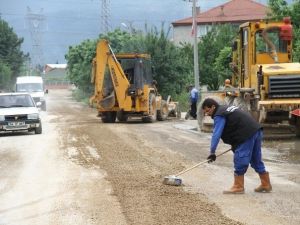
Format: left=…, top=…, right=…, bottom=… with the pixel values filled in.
left=35, top=122, right=42, bottom=134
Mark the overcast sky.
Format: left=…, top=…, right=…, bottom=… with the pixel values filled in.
left=0, top=0, right=269, bottom=65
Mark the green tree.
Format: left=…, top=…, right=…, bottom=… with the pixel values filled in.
left=0, top=60, right=12, bottom=91
left=121, top=28, right=192, bottom=98
left=198, top=24, right=238, bottom=90
left=213, top=46, right=232, bottom=84
left=66, top=28, right=192, bottom=100
left=0, top=18, right=27, bottom=88
left=65, top=39, right=97, bottom=93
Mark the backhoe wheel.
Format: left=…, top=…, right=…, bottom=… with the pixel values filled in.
left=142, top=93, right=157, bottom=123
left=157, top=100, right=168, bottom=121
left=101, top=111, right=117, bottom=123
left=117, top=110, right=128, bottom=122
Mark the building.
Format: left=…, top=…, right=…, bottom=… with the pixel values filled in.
left=172, top=0, right=268, bottom=45
left=43, top=64, right=69, bottom=88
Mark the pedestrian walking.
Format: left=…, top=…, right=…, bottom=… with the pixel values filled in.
left=186, top=85, right=198, bottom=119
left=201, top=98, right=272, bottom=194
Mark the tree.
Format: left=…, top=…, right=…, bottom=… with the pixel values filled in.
left=121, top=28, right=192, bottom=98
left=65, top=28, right=193, bottom=99
left=65, top=39, right=97, bottom=93
left=0, top=18, right=27, bottom=88
left=0, top=60, right=12, bottom=91
left=198, top=24, right=238, bottom=90
left=213, top=46, right=232, bottom=84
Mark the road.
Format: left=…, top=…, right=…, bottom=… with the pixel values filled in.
left=0, top=89, right=299, bottom=225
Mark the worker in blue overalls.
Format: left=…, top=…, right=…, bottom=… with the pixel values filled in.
left=187, top=85, right=199, bottom=119
left=201, top=98, right=272, bottom=194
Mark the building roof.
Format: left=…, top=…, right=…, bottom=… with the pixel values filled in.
left=44, top=64, right=67, bottom=74
left=172, top=0, right=268, bottom=26
left=45, top=64, right=67, bottom=69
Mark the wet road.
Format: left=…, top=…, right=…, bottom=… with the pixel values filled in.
left=264, top=139, right=300, bottom=164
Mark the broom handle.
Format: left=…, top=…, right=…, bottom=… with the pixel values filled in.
left=175, top=149, right=231, bottom=177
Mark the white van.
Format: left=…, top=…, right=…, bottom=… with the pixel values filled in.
left=16, top=76, right=47, bottom=111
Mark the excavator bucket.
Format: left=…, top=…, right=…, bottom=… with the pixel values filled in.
left=100, top=91, right=115, bottom=110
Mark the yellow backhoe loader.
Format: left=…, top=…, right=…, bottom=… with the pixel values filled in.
left=90, top=39, right=180, bottom=123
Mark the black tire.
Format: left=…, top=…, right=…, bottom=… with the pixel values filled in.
left=117, top=110, right=128, bottom=122
left=142, top=93, right=157, bottom=123
left=157, top=100, right=168, bottom=121
left=101, top=111, right=117, bottom=123
left=35, top=122, right=42, bottom=134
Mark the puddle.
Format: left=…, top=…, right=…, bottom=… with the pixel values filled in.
left=263, top=139, right=300, bottom=164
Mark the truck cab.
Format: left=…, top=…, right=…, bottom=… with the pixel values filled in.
left=16, top=76, right=47, bottom=111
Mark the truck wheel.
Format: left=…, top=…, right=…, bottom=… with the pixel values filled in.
left=142, top=93, right=157, bottom=123
left=101, top=111, right=116, bottom=123
left=157, top=100, right=168, bottom=121
left=35, top=122, right=42, bottom=134
left=117, top=110, right=128, bottom=122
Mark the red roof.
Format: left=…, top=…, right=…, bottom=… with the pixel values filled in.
left=173, top=0, right=268, bottom=26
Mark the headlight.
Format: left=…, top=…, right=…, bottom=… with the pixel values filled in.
left=27, top=113, right=39, bottom=120
left=0, top=115, right=4, bottom=121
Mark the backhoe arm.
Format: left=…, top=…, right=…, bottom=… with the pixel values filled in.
left=90, top=39, right=132, bottom=110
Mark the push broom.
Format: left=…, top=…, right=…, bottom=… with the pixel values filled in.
left=163, top=149, right=231, bottom=186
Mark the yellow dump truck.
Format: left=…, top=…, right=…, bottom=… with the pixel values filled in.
left=90, top=39, right=180, bottom=123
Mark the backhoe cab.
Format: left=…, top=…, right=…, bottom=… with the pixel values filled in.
left=90, top=39, right=180, bottom=123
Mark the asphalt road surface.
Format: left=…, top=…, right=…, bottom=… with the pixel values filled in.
left=0, top=89, right=299, bottom=225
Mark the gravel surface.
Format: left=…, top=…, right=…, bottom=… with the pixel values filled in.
left=1, top=89, right=299, bottom=225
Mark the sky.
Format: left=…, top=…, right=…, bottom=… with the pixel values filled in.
left=0, top=0, right=270, bottom=65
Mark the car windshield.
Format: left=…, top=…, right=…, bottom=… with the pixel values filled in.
left=0, top=95, right=35, bottom=108
left=16, top=83, right=43, bottom=92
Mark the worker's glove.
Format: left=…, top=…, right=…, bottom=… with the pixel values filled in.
left=207, top=154, right=216, bottom=163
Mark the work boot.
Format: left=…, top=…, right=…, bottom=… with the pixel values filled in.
left=255, top=172, right=272, bottom=193
left=223, top=175, right=245, bottom=194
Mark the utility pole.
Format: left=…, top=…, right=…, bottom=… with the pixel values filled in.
left=192, top=0, right=200, bottom=91
left=184, top=0, right=200, bottom=92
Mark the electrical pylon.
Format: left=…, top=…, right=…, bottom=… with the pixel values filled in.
left=26, top=7, right=45, bottom=67
left=101, top=0, right=111, bottom=33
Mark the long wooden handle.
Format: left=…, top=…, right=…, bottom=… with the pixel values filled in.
left=175, top=149, right=231, bottom=177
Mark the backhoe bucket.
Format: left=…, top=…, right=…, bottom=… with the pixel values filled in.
left=100, top=91, right=115, bottom=110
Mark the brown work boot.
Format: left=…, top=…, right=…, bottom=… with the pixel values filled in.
left=223, top=175, right=245, bottom=194
left=255, top=172, right=272, bottom=193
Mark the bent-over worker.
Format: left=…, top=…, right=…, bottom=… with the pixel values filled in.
left=201, top=98, right=272, bottom=194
